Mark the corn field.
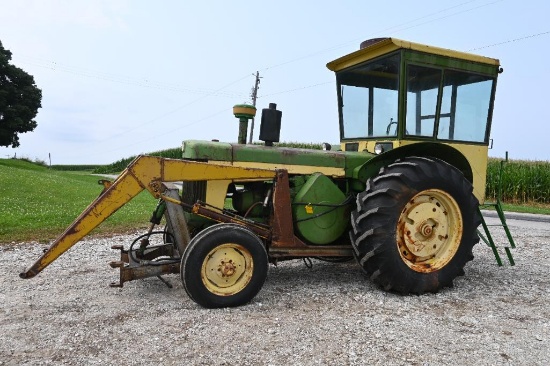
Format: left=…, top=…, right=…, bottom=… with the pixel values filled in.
left=485, top=157, right=550, bottom=204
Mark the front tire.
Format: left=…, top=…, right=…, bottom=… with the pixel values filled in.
left=181, top=223, right=268, bottom=308
left=350, top=156, right=481, bottom=294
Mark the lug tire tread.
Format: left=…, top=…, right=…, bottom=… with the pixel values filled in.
left=350, top=156, right=480, bottom=294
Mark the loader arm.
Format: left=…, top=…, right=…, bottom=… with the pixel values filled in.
left=20, top=155, right=276, bottom=279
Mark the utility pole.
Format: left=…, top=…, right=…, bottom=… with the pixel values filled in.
left=248, top=71, right=261, bottom=144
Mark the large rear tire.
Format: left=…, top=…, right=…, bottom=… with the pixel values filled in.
left=350, top=156, right=481, bottom=294
left=181, top=223, right=268, bottom=308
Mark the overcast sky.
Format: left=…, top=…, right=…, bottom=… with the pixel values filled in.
left=1, top=0, right=548, bottom=164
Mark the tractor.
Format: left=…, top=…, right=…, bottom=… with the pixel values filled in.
left=20, top=37, right=503, bottom=308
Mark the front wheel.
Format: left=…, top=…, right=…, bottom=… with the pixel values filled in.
left=350, top=156, right=481, bottom=294
left=181, top=223, right=268, bottom=308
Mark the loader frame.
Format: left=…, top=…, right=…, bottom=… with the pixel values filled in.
left=20, top=156, right=352, bottom=284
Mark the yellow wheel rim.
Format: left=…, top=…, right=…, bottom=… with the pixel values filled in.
left=201, top=243, right=254, bottom=296
left=397, top=189, right=463, bottom=273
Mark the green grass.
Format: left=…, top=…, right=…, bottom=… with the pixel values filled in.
left=498, top=202, right=550, bottom=215
left=0, top=159, right=154, bottom=243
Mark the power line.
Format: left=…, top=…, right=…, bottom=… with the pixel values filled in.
left=14, top=56, right=255, bottom=144
left=96, top=73, right=253, bottom=143
left=468, top=31, right=550, bottom=51
left=259, top=81, right=333, bottom=98
left=260, top=0, right=500, bottom=72
left=99, top=76, right=334, bottom=155
left=17, top=55, right=247, bottom=98
left=98, top=106, right=233, bottom=155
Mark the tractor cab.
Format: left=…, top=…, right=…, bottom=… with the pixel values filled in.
left=327, top=38, right=501, bottom=201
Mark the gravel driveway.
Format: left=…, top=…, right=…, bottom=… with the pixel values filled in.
left=1, top=214, right=549, bottom=365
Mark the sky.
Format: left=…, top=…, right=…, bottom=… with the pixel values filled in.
left=0, top=0, right=549, bottom=164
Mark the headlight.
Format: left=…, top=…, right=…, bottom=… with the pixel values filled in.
left=374, top=142, right=393, bottom=155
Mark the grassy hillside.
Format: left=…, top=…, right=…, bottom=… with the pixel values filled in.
left=0, top=159, right=153, bottom=243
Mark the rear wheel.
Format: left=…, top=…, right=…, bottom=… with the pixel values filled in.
left=350, top=156, right=481, bottom=294
left=181, top=223, right=268, bottom=308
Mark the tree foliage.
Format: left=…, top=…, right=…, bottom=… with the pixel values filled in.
left=0, top=40, right=42, bottom=148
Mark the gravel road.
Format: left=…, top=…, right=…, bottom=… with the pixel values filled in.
left=1, top=214, right=549, bottom=366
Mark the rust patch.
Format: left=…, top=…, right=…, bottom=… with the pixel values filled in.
left=270, top=170, right=307, bottom=248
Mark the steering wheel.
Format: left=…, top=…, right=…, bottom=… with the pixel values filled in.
left=386, top=118, right=398, bottom=136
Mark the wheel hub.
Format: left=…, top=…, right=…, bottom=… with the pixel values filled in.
left=201, top=243, right=254, bottom=296
left=418, top=220, right=435, bottom=238
left=219, top=260, right=236, bottom=277
left=397, top=189, right=463, bottom=273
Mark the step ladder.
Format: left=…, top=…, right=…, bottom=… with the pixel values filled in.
left=477, top=152, right=516, bottom=266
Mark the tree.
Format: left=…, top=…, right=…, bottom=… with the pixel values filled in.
left=0, top=40, right=42, bottom=148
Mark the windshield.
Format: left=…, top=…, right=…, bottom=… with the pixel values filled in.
left=438, top=70, right=494, bottom=142
left=406, top=65, right=495, bottom=143
left=338, top=54, right=400, bottom=139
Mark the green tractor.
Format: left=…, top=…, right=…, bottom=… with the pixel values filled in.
left=21, top=38, right=503, bottom=308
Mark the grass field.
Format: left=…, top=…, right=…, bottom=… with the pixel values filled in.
left=1, top=156, right=548, bottom=243
left=0, top=159, right=154, bottom=243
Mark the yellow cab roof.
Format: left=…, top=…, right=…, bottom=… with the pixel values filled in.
left=326, top=37, right=500, bottom=72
